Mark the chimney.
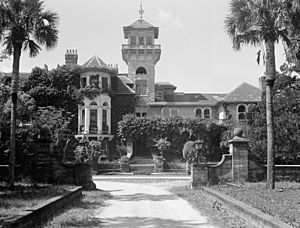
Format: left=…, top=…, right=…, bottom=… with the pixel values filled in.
left=65, top=49, right=78, bottom=67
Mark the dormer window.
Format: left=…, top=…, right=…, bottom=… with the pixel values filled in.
left=90, top=74, right=99, bottom=88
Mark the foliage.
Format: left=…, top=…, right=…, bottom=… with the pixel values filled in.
left=31, top=106, right=72, bottom=142
left=248, top=74, right=300, bottom=164
left=154, top=138, right=171, bottom=156
left=117, top=114, right=230, bottom=161
left=76, top=86, right=102, bottom=100
left=74, top=139, right=105, bottom=164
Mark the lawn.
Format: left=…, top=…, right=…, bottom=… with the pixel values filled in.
left=0, top=182, right=74, bottom=223
left=45, top=190, right=112, bottom=227
left=211, top=182, right=300, bottom=228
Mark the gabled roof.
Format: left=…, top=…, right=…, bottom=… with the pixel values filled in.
left=118, top=74, right=134, bottom=85
left=155, top=82, right=177, bottom=90
left=223, top=82, right=261, bottom=102
left=82, top=56, right=108, bottom=69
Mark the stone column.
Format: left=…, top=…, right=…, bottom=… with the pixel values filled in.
left=107, top=107, right=111, bottom=134
left=97, top=107, right=101, bottom=134
left=229, top=136, right=249, bottom=183
left=78, top=107, right=81, bottom=133
left=85, top=107, right=90, bottom=134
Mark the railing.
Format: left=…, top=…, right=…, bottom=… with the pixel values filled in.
left=122, top=44, right=161, bottom=49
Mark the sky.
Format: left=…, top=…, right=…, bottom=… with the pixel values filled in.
left=0, top=0, right=286, bottom=93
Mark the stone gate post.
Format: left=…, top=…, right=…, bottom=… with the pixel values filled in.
left=229, top=135, right=249, bottom=183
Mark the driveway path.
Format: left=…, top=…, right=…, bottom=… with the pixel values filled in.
left=94, top=180, right=216, bottom=228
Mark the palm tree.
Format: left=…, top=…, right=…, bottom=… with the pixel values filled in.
left=225, top=0, right=293, bottom=189
left=0, top=0, right=59, bottom=189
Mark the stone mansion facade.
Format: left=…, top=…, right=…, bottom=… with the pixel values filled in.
left=69, top=15, right=261, bottom=144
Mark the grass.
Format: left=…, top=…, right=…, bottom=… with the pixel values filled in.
left=0, top=182, right=74, bottom=223
left=211, top=182, right=300, bottom=228
left=170, top=186, right=246, bottom=228
left=45, top=190, right=112, bottom=227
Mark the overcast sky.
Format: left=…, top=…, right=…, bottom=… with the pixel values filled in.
left=0, top=0, right=286, bottom=93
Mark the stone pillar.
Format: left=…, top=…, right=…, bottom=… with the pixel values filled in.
left=229, top=136, right=249, bottom=183
left=97, top=108, right=101, bottom=134
left=78, top=107, right=81, bottom=133
left=191, top=163, right=208, bottom=188
left=85, top=107, right=90, bottom=134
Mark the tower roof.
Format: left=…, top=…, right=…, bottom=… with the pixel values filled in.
left=82, top=56, right=107, bottom=69
left=123, top=19, right=159, bottom=39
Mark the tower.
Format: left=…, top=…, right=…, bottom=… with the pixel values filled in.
left=122, top=3, right=161, bottom=116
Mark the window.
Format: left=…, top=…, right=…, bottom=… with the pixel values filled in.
left=136, top=67, right=147, bottom=74
left=90, top=74, right=99, bottom=88
left=130, top=36, right=136, bottom=45
left=136, top=113, right=141, bottom=117
left=102, top=77, right=108, bottom=92
left=81, top=77, right=87, bottom=88
left=171, top=108, right=178, bottom=118
left=102, top=109, right=108, bottom=133
left=102, top=102, right=109, bottom=107
left=247, top=104, right=256, bottom=119
left=89, top=109, right=98, bottom=134
left=136, top=79, right=147, bottom=95
left=138, top=36, right=144, bottom=45
left=81, top=109, right=85, bottom=131
left=238, top=104, right=247, bottom=121
left=142, top=113, right=147, bottom=117
left=204, top=108, right=211, bottom=119
left=162, top=108, right=169, bottom=119
left=146, top=36, right=152, bottom=45
left=195, top=108, right=202, bottom=118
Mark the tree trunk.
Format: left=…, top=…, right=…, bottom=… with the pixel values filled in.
left=9, top=46, right=21, bottom=190
left=265, top=40, right=276, bottom=189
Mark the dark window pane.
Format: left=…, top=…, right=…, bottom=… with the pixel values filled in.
left=102, top=77, right=108, bottom=92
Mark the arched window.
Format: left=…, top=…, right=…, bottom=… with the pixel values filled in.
left=195, top=108, right=202, bottom=118
left=162, top=108, right=169, bottom=119
left=238, top=104, right=247, bottom=121
left=102, top=102, right=109, bottom=107
left=204, top=108, right=211, bottom=119
left=90, top=101, right=97, bottom=106
left=136, top=67, right=147, bottom=74
left=171, top=108, right=178, bottom=118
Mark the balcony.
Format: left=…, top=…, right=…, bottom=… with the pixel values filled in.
left=122, top=44, right=161, bottom=50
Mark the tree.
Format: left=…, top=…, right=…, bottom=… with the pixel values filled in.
left=248, top=74, right=300, bottom=164
left=0, top=0, right=59, bottom=189
left=225, top=0, right=296, bottom=189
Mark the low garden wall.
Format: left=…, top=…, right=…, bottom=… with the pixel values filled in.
left=0, top=186, right=82, bottom=228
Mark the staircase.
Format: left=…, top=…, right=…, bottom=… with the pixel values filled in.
left=129, top=157, right=155, bottom=175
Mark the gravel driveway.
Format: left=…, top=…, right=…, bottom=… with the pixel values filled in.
left=94, top=180, right=217, bottom=228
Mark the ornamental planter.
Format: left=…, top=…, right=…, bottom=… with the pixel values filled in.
left=191, top=163, right=208, bottom=188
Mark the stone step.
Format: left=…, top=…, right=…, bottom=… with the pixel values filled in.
left=130, top=164, right=155, bottom=172
left=130, top=157, right=154, bottom=164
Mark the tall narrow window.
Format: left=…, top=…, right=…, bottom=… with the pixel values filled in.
left=162, top=108, right=169, bottom=119
left=102, top=77, right=108, bottom=92
left=81, top=77, right=87, bottom=88
left=102, top=109, right=108, bottom=133
left=204, top=108, right=211, bottom=119
left=136, top=79, right=147, bottom=95
left=171, top=108, right=178, bottom=118
left=81, top=109, right=85, bottom=131
left=136, top=67, right=147, bottom=74
left=89, top=109, right=98, bottom=134
left=90, top=74, right=99, bottom=88
left=195, top=108, right=202, bottom=118
left=238, top=104, right=247, bottom=121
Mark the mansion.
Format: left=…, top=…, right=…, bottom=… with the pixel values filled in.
left=69, top=14, right=262, bottom=144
